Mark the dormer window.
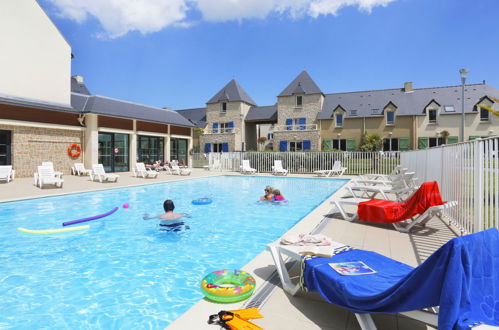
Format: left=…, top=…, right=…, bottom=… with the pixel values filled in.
left=428, top=109, right=437, bottom=123
left=336, top=113, right=343, bottom=127
left=221, top=102, right=227, bottom=113
left=480, top=106, right=490, bottom=122
left=295, top=95, right=303, bottom=108
left=386, top=111, right=395, bottom=125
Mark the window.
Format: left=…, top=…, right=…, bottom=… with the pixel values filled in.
left=289, top=141, right=303, bottom=152
left=428, top=109, right=437, bottom=123
left=350, top=110, right=358, bottom=116
left=220, top=122, right=230, bottom=133
left=138, top=136, right=164, bottom=165
left=444, top=105, right=455, bottom=112
left=332, top=139, right=347, bottom=151
left=295, top=95, right=303, bottom=108
left=0, top=130, right=11, bottom=165
left=220, top=102, right=227, bottom=113
left=383, top=138, right=399, bottom=151
left=386, top=111, right=395, bottom=125
left=480, top=106, right=490, bottom=121
left=371, top=109, right=381, bottom=115
left=429, top=137, right=445, bottom=147
left=212, top=143, right=223, bottom=152
left=336, top=114, right=343, bottom=127
left=267, top=133, right=273, bottom=140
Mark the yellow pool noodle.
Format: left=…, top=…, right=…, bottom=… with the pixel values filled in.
left=17, top=225, right=90, bottom=234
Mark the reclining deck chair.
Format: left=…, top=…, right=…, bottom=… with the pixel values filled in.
left=347, top=172, right=416, bottom=201
left=90, top=164, right=119, bottom=183
left=272, top=160, right=288, bottom=176
left=72, top=163, right=92, bottom=176
left=268, top=228, right=499, bottom=330
left=36, top=165, right=64, bottom=188
left=133, top=162, right=158, bottom=178
left=314, top=161, right=347, bottom=177
left=333, top=181, right=457, bottom=232
left=359, top=165, right=407, bottom=181
left=171, top=164, right=191, bottom=176
left=0, top=165, right=14, bottom=183
left=240, top=160, right=257, bottom=175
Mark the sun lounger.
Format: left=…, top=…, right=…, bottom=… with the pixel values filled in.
left=90, top=164, right=119, bottom=182
left=171, top=164, right=191, bottom=176
left=269, top=228, right=499, bottom=329
left=203, top=158, right=221, bottom=171
left=0, top=165, right=14, bottom=183
left=347, top=173, right=416, bottom=201
left=272, top=160, right=288, bottom=176
left=359, top=165, right=407, bottom=181
left=72, top=163, right=92, bottom=176
left=314, top=161, right=347, bottom=177
left=133, top=162, right=158, bottom=178
left=36, top=165, right=64, bottom=188
left=240, top=160, right=257, bottom=175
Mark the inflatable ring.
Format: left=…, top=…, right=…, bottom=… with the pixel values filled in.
left=67, top=144, right=81, bottom=158
left=200, top=269, right=256, bottom=303
left=192, top=198, right=212, bottom=205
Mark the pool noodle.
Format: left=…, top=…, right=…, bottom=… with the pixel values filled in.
left=62, top=207, right=119, bottom=226
left=18, top=225, right=90, bottom=234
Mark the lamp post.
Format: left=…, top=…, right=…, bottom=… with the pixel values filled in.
left=459, top=68, right=469, bottom=142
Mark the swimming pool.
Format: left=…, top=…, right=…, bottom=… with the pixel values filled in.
left=0, top=176, right=347, bottom=329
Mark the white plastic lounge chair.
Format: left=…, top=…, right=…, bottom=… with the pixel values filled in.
left=133, top=162, right=158, bottom=178
left=36, top=165, right=64, bottom=188
left=353, top=171, right=417, bottom=188
left=347, top=173, right=416, bottom=201
left=171, top=164, right=191, bottom=176
left=203, top=158, right=221, bottom=171
left=72, top=163, right=92, bottom=176
left=240, top=160, right=257, bottom=175
left=90, top=164, right=119, bottom=183
left=272, top=160, right=288, bottom=176
left=359, top=165, right=407, bottom=181
left=0, top=165, right=14, bottom=183
left=314, top=161, right=347, bottom=177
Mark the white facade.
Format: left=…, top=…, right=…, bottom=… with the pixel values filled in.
left=0, top=0, right=71, bottom=105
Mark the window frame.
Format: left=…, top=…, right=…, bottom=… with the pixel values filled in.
left=371, top=108, right=381, bottom=115
left=220, top=102, right=227, bottom=113
left=331, top=139, right=347, bottom=151
left=335, top=113, right=344, bottom=127
left=429, top=137, right=445, bottom=148
left=386, top=111, right=395, bottom=125
left=289, top=141, right=303, bottom=152
left=383, top=137, right=399, bottom=151
left=295, top=95, right=303, bottom=108
left=350, top=110, right=358, bottom=116
left=480, top=106, right=490, bottom=122
left=444, top=105, right=455, bottom=112
left=212, top=143, right=224, bottom=153
left=428, top=109, right=437, bottom=123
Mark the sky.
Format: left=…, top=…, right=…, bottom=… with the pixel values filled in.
left=40, top=0, right=499, bottom=110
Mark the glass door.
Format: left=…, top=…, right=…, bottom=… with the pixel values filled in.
left=170, top=138, right=188, bottom=165
left=0, top=130, right=12, bottom=165
left=98, top=133, right=129, bottom=172
left=137, top=136, right=164, bottom=165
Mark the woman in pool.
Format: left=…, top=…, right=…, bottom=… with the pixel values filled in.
left=272, top=189, right=286, bottom=201
left=260, top=186, right=274, bottom=201
left=143, top=199, right=190, bottom=231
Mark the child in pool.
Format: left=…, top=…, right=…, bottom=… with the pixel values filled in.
left=273, top=189, right=285, bottom=201
left=143, top=200, right=190, bottom=231
left=260, top=186, right=274, bottom=201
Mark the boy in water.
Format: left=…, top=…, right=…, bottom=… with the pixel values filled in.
left=260, top=186, right=274, bottom=201
left=143, top=200, right=190, bottom=231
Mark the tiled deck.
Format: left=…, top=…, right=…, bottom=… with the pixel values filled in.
left=0, top=170, right=459, bottom=330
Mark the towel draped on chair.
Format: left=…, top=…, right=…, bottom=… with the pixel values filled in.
left=302, top=228, right=499, bottom=329
left=357, top=181, right=444, bottom=223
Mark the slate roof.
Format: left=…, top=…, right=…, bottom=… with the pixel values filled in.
left=0, top=92, right=77, bottom=113
left=71, top=77, right=91, bottom=95
left=71, top=93, right=194, bottom=127
left=278, top=71, right=323, bottom=97
left=175, top=107, right=207, bottom=128
left=207, top=80, right=256, bottom=106
left=317, top=83, right=499, bottom=119
left=245, top=104, right=278, bottom=122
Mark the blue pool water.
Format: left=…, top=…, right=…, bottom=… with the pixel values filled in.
left=0, top=176, right=347, bottom=329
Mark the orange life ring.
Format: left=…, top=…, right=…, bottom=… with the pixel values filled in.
left=68, top=144, right=81, bottom=158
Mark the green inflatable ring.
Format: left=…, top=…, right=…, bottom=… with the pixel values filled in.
left=200, top=269, right=256, bottom=303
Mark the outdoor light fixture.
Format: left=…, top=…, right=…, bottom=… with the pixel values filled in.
left=459, top=68, right=469, bottom=142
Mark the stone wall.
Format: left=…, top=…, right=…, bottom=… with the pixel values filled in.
left=272, top=130, right=321, bottom=151
left=277, top=93, right=324, bottom=126
left=199, top=133, right=236, bottom=152
left=0, top=124, right=83, bottom=177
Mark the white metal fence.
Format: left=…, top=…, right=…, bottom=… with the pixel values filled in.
left=401, top=137, right=498, bottom=234
left=193, top=151, right=400, bottom=175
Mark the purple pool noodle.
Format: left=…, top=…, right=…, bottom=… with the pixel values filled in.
left=62, top=207, right=119, bottom=226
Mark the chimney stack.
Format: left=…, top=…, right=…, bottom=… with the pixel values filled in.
left=72, top=75, right=84, bottom=84
left=404, top=82, right=413, bottom=93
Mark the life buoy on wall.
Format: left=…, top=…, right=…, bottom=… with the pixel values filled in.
left=68, top=144, right=81, bottom=158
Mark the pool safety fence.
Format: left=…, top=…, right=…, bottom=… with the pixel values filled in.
left=192, top=151, right=401, bottom=175
left=401, top=136, right=499, bottom=234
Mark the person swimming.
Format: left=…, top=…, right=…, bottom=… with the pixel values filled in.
left=260, top=186, right=274, bottom=201
left=272, top=189, right=285, bottom=201
left=143, top=199, right=190, bottom=231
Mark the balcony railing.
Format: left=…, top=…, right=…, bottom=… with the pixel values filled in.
left=271, top=124, right=318, bottom=132
left=203, top=128, right=239, bottom=134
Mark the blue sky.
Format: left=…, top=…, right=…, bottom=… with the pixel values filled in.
left=41, top=0, right=499, bottom=110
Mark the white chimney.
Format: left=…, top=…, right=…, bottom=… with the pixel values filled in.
left=73, top=75, right=84, bottom=84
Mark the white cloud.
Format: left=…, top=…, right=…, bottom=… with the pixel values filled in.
left=47, top=0, right=398, bottom=38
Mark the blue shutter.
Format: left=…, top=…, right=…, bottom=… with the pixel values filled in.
left=303, top=140, right=311, bottom=150
left=285, top=118, right=293, bottom=131
left=299, top=118, right=306, bottom=130
left=204, top=143, right=211, bottom=153
left=222, top=143, right=229, bottom=152
left=279, top=140, right=288, bottom=152
left=213, top=122, right=218, bottom=133
left=228, top=121, right=234, bottom=133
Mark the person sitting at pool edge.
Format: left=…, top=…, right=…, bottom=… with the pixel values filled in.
left=260, top=186, right=274, bottom=201
left=143, top=199, right=190, bottom=231
left=273, top=189, right=285, bottom=201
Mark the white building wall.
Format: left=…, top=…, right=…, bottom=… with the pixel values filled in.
left=0, top=0, right=71, bottom=105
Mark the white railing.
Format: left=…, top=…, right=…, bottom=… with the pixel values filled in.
left=271, top=124, right=318, bottom=132
left=401, top=137, right=499, bottom=234
left=193, top=151, right=400, bottom=175
left=203, top=128, right=239, bottom=134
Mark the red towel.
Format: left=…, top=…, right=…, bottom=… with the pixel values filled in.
left=357, top=181, right=444, bottom=223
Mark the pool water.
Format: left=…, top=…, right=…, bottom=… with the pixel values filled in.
left=0, top=176, right=347, bottom=329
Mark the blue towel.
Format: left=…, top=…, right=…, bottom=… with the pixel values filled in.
left=303, top=228, right=499, bottom=329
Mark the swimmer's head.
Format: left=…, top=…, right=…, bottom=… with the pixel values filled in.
left=163, top=200, right=175, bottom=212
left=273, top=189, right=281, bottom=196
left=264, top=186, right=273, bottom=194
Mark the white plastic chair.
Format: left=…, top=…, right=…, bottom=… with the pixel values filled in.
left=240, top=160, right=256, bottom=175
left=314, top=161, right=347, bottom=177
left=72, top=163, right=92, bottom=176
left=171, top=164, right=191, bottom=176
left=0, top=165, right=14, bottom=183
left=36, top=165, right=64, bottom=188
left=133, top=162, right=158, bottom=178
left=271, top=160, right=288, bottom=176
left=90, top=164, right=119, bottom=183
left=347, top=173, right=417, bottom=201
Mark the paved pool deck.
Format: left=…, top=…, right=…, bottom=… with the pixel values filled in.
left=0, top=169, right=458, bottom=330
